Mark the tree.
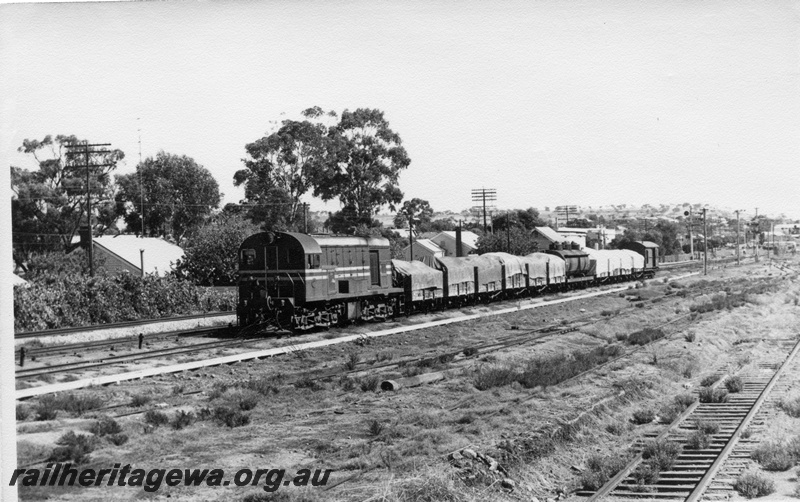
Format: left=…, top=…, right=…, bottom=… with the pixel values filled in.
left=173, top=213, right=261, bottom=286
left=393, top=198, right=434, bottom=230
left=314, top=108, right=410, bottom=221
left=12, top=134, right=124, bottom=256
left=235, top=108, right=332, bottom=231
left=476, top=227, right=540, bottom=255
left=116, top=151, right=220, bottom=243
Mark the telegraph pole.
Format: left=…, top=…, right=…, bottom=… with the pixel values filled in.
left=471, top=188, right=496, bottom=234
left=65, top=142, right=113, bottom=277
left=735, top=210, right=741, bottom=266
left=303, top=203, right=309, bottom=234
left=408, top=217, right=414, bottom=261
left=754, top=208, right=759, bottom=263
left=703, top=208, right=708, bottom=275
left=138, top=118, right=146, bottom=237
left=506, top=210, right=511, bottom=253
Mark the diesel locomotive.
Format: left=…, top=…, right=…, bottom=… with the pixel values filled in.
left=236, top=231, right=659, bottom=331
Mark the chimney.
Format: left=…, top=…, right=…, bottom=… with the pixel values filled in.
left=456, top=224, right=463, bottom=257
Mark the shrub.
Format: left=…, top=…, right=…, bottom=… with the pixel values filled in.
left=699, top=387, right=729, bottom=403
left=725, top=376, right=744, bottom=393
left=630, top=462, right=659, bottom=486
left=367, top=419, right=384, bottom=437
left=106, top=433, right=129, bottom=446
left=36, top=393, right=103, bottom=417
left=734, top=471, right=775, bottom=498
left=227, top=389, right=260, bottom=411
left=294, top=376, right=323, bottom=391
left=674, top=393, right=696, bottom=409
left=34, top=401, right=58, bottom=421
left=359, top=376, right=380, bottom=393
left=213, top=406, right=250, bottom=428
left=779, top=396, right=800, bottom=418
left=642, top=439, right=682, bottom=471
left=473, top=365, right=516, bottom=391
left=144, top=410, right=170, bottom=427
left=344, top=350, right=360, bottom=371
left=207, top=381, right=231, bottom=400
left=89, top=416, right=122, bottom=437
left=172, top=410, right=195, bottom=430
left=463, top=347, right=478, bottom=357
left=696, top=420, right=720, bottom=435
left=580, top=454, right=630, bottom=490
left=338, top=376, right=356, bottom=392
left=375, top=351, right=394, bottom=363
left=632, top=408, right=656, bottom=425
left=686, top=430, right=710, bottom=450
left=48, top=432, right=99, bottom=465
left=605, top=421, right=629, bottom=435
left=627, top=328, right=665, bottom=346
left=751, top=442, right=795, bottom=471
left=130, top=393, right=152, bottom=407
left=700, top=374, right=721, bottom=387
left=684, top=331, right=696, bottom=342
left=242, top=377, right=280, bottom=396
left=16, top=404, right=30, bottom=421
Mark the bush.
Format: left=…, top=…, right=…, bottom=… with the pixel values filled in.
left=696, top=420, right=720, bottom=435
left=627, top=328, right=665, bottom=346
left=36, top=393, right=104, bottom=418
left=367, top=419, right=384, bottom=437
left=172, top=410, right=195, bottom=430
left=580, top=454, right=629, bottom=490
left=725, top=376, right=744, bottom=393
left=700, top=374, right=721, bottom=387
left=144, top=410, right=170, bottom=427
left=684, top=331, right=696, bottom=342
left=130, top=393, right=152, bottom=407
left=294, top=376, right=323, bottom=391
left=89, top=416, right=122, bottom=437
left=779, top=396, right=800, bottom=418
left=48, top=432, right=99, bottom=464
left=674, top=393, right=696, bottom=409
left=642, top=439, right=682, bottom=471
left=734, top=471, right=775, bottom=498
left=344, top=350, right=360, bottom=371
left=359, top=376, right=380, bottom=393
left=213, top=406, right=250, bottom=428
left=751, top=442, right=795, bottom=471
left=632, top=408, right=656, bottom=425
left=16, top=404, right=30, bottom=421
left=699, top=387, right=729, bottom=403
left=107, top=433, right=129, bottom=446
left=242, top=377, right=280, bottom=396
left=630, top=462, right=659, bottom=486
left=686, top=430, right=711, bottom=450
left=473, top=365, right=517, bottom=391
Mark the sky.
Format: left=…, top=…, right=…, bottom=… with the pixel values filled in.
left=1, top=0, right=799, bottom=219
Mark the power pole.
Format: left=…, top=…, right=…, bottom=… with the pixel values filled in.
left=303, top=203, right=309, bottom=234
left=471, top=188, right=496, bottom=234
left=138, top=118, right=146, bottom=237
left=506, top=210, right=511, bottom=253
left=703, top=207, right=708, bottom=276
left=735, top=210, right=741, bottom=266
left=408, top=217, right=414, bottom=261
left=65, top=142, right=113, bottom=277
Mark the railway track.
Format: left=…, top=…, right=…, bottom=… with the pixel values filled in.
left=581, top=336, right=800, bottom=501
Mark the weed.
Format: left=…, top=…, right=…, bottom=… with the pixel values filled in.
left=213, top=406, right=250, bottom=428
left=605, top=420, right=629, bottom=435
left=207, top=381, right=232, bottom=400
left=48, top=431, right=99, bottom=464
left=344, top=350, right=360, bottom=371
left=130, top=393, right=152, bottom=407
left=779, top=396, right=800, bottom=418
left=685, top=331, right=696, bottom=342
left=632, top=408, right=656, bottom=425
left=456, top=413, right=475, bottom=425
left=696, top=420, right=720, bottom=435
left=700, top=374, right=721, bottom=387
left=725, top=376, right=744, bottom=393
left=144, top=410, right=170, bottom=427
left=741, top=428, right=753, bottom=439
left=699, top=387, right=729, bottom=403
left=630, top=462, right=660, bottom=486
left=16, top=404, right=29, bottom=421
left=89, top=416, right=122, bottom=437
left=106, top=433, right=129, bottom=446
left=37, top=393, right=103, bottom=417
left=580, top=454, right=630, bottom=490
left=242, top=377, right=280, bottom=396
left=294, top=376, right=323, bottom=391
left=171, top=384, right=185, bottom=395
left=674, top=393, right=696, bottom=409
left=338, top=376, right=355, bottom=392
left=642, top=439, right=682, bottom=471
left=228, top=389, right=260, bottom=411
left=375, top=351, right=394, bottom=363
left=172, top=410, right=195, bottom=430
left=367, top=419, right=384, bottom=437
left=462, top=347, right=478, bottom=357
left=359, top=376, right=379, bottom=393
left=627, top=328, right=664, bottom=346
left=734, top=471, right=775, bottom=498
left=473, top=365, right=516, bottom=391
left=686, top=430, right=711, bottom=450
left=34, top=402, right=58, bottom=421
left=751, top=442, right=795, bottom=471
left=658, top=404, right=682, bottom=424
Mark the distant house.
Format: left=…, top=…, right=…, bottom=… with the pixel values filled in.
left=402, top=239, right=444, bottom=266
left=91, top=235, right=185, bottom=277
left=428, top=231, right=479, bottom=257
left=531, top=226, right=569, bottom=250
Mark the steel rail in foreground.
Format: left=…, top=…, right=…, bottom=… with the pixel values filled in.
left=685, top=337, right=800, bottom=502
left=584, top=336, right=800, bottom=501
left=15, top=311, right=234, bottom=340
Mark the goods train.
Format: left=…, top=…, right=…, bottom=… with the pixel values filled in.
left=236, top=231, right=659, bottom=331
